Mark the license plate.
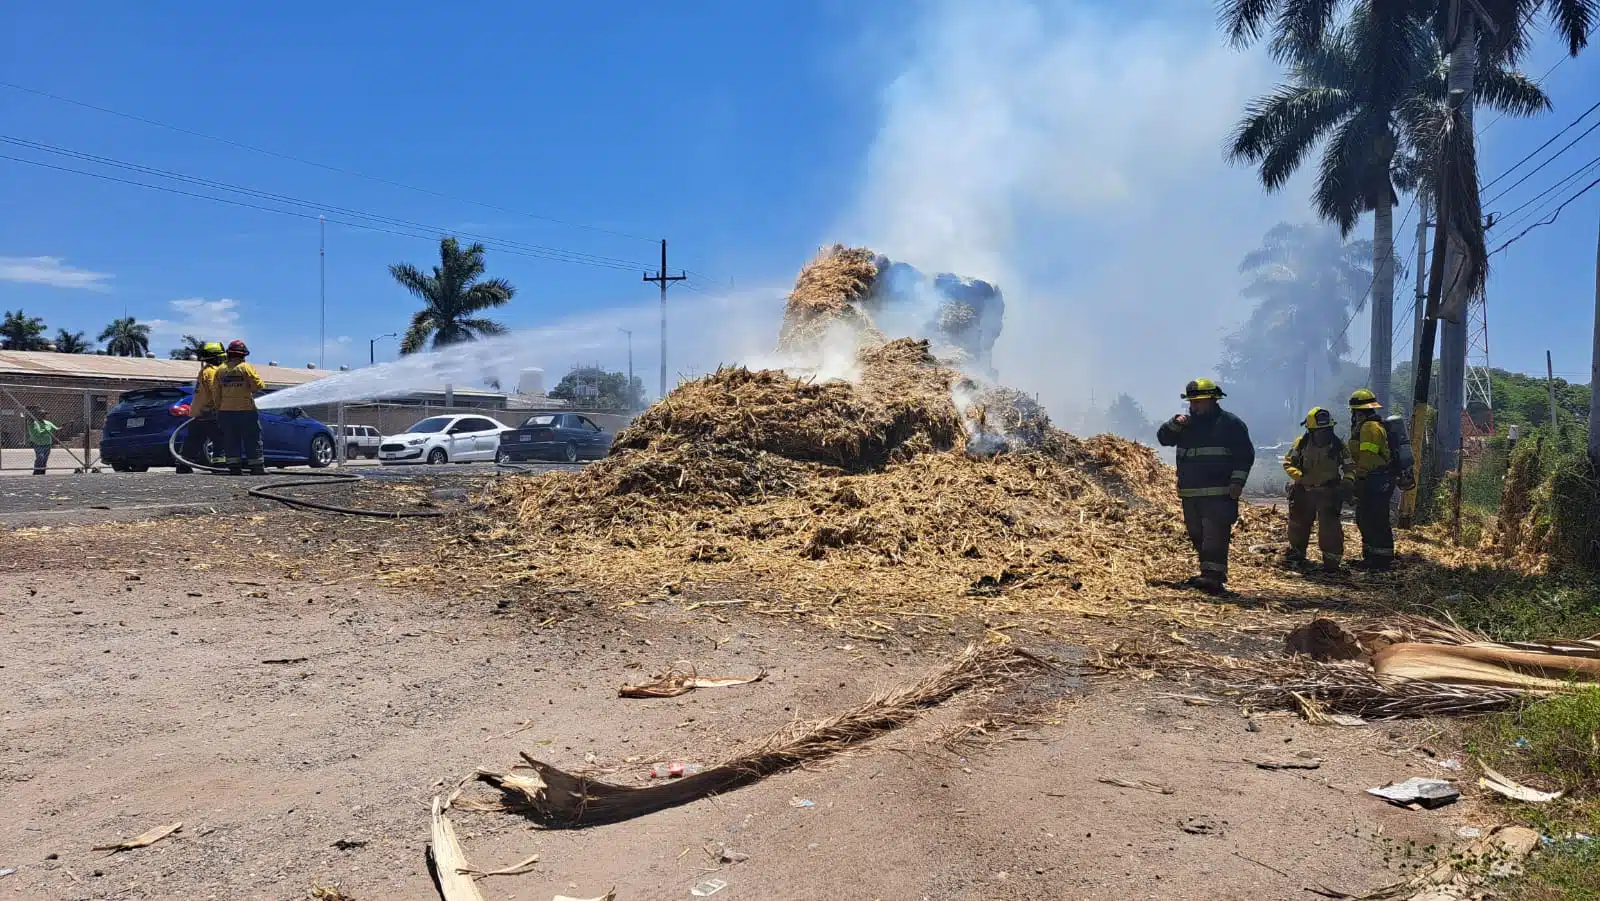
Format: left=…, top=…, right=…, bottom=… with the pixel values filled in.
left=126, top=417, right=145, bottom=428
left=519, top=435, right=531, bottom=442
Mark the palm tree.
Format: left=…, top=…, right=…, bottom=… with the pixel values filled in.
left=1222, top=0, right=1596, bottom=471
left=1, top=310, right=49, bottom=351
left=389, top=237, right=515, bottom=354
left=168, top=334, right=207, bottom=360
left=1227, top=5, right=1548, bottom=407
left=1221, top=223, right=1374, bottom=418
left=99, top=316, right=152, bottom=357
left=54, top=329, right=91, bottom=353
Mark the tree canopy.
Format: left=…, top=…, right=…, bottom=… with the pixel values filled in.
left=99, top=317, right=152, bottom=357
left=390, top=237, right=515, bottom=354
left=549, top=366, right=646, bottom=410
left=1, top=310, right=49, bottom=351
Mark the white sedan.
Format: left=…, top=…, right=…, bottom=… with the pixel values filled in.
left=378, top=414, right=512, bottom=465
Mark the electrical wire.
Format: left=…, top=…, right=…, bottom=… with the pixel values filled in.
left=0, top=152, right=672, bottom=274
left=1488, top=173, right=1600, bottom=256
left=1327, top=192, right=1420, bottom=352
left=1491, top=153, right=1600, bottom=226
left=0, top=79, right=661, bottom=245
left=0, top=135, right=656, bottom=272
left=1482, top=113, right=1600, bottom=206
left=1476, top=56, right=1569, bottom=136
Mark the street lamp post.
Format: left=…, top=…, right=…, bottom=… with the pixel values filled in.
left=619, top=328, right=633, bottom=410
left=370, top=332, right=397, bottom=365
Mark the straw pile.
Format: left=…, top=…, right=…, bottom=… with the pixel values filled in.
left=468, top=244, right=1292, bottom=620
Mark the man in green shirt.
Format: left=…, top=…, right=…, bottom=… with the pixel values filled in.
left=25, top=406, right=59, bottom=475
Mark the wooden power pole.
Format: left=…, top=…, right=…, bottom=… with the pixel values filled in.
left=643, top=239, right=685, bottom=401
left=1590, top=211, right=1600, bottom=462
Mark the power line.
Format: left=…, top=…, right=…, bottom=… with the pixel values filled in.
left=1476, top=56, right=1569, bottom=136
left=1488, top=173, right=1600, bottom=256
left=1483, top=109, right=1600, bottom=205
left=0, top=79, right=660, bottom=245
left=1491, top=153, right=1600, bottom=225
left=0, top=135, right=656, bottom=272
left=0, top=151, right=657, bottom=270
left=1328, top=192, right=1420, bottom=352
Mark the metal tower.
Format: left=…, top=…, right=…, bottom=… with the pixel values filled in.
left=1464, top=290, right=1494, bottom=435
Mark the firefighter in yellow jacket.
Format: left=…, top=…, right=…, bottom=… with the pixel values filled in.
left=213, top=340, right=268, bottom=475
left=178, top=341, right=227, bottom=473
left=1345, top=388, right=1394, bottom=570
left=1282, top=407, right=1347, bottom=572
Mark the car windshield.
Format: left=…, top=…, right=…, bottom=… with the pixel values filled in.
left=523, top=415, right=557, bottom=427
left=406, top=417, right=453, bottom=434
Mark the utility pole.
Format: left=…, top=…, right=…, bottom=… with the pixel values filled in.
left=1547, top=350, right=1560, bottom=437
left=1413, top=201, right=1429, bottom=371
left=319, top=215, right=326, bottom=370
left=1434, top=0, right=1479, bottom=477
left=619, top=328, right=634, bottom=410
left=1401, top=98, right=1465, bottom=528
left=1590, top=210, right=1600, bottom=462
left=643, top=239, right=685, bottom=400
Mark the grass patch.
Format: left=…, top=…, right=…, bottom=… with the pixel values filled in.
left=1422, top=576, right=1600, bottom=644
left=1472, top=689, right=1600, bottom=794
left=1472, top=690, right=1600, bottom=900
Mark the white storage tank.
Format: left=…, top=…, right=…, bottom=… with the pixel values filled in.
left=517, top=367, right=545, bottom=396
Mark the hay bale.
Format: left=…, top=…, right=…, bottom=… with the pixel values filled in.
left=613, top=340, right=962, bottom=471
left=776, top=245, right=883, bottom=355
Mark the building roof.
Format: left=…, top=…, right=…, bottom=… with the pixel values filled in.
left=0, top=350, right=332, bottom=388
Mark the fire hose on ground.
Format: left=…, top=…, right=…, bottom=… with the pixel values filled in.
left=166, top=419, right=536, bottom=518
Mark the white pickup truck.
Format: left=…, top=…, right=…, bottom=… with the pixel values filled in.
left=336, top=424, right=381, bottom=459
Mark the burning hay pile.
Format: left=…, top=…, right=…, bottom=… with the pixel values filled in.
left=470, top=245, right=1262, bottom=619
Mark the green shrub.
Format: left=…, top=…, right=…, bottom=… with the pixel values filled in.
left=1547, top=456, right=1600, bottom=573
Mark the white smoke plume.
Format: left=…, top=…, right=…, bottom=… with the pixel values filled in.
left=836, top=0, right=1312, bottom=434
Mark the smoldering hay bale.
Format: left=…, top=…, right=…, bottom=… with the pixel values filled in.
left=476, top=643, right=1047, bottom=826
left=776, top=244, right=884, bottom=355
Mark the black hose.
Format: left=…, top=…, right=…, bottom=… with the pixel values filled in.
left=167, top=419, right=450, bottom=518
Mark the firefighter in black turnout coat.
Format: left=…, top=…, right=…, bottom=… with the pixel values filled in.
left=1157, top=379, right=1256, bottom=594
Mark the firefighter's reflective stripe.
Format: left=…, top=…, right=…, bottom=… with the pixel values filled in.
left=1178, top=486, right=1235, bottom=498
left=1231, top=470, right=1250, bottom=482
left=1360, top=442, right=1384, bottom=454
left=1177, top=446, right=1233, bottom=458
left=1199, top=561, right=1227, bottom=572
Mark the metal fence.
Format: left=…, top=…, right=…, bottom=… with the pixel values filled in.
left=0, top=382, right=113, bottom=472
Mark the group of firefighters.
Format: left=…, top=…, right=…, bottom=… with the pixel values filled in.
left=1158, top=378, right=1402, bottom=595
left=177, top=340, right=268, bottom=475
left=21, top=340, right=267, bottom=475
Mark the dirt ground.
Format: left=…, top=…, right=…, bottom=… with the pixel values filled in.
left=0, top=502, right=1492, bottom=901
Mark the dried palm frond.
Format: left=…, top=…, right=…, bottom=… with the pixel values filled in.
left=478, top=643, right=1047, bottom=826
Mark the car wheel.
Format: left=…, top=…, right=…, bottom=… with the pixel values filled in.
left=427, top=447, right=448, bottom=465
left=110, top=462, right=130, bottom=473
left=564, top=442, right=578, bottom=463
left=496, top=449, right=512, bottom=464
left=308, top=434, right=335, bottom=468
left=127, top=464, right=149, bottom=473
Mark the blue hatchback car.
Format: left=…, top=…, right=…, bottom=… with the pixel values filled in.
left=99, top=385, right=338, bottom=472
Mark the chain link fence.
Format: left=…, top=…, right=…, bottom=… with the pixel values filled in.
left=0, top=382, right=113, bottom=472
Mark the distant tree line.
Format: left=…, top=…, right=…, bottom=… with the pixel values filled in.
left=1, top=310, right=162, bottom=358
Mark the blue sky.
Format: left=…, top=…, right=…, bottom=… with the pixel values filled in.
left=1, top=0, right=1596, bottom=417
